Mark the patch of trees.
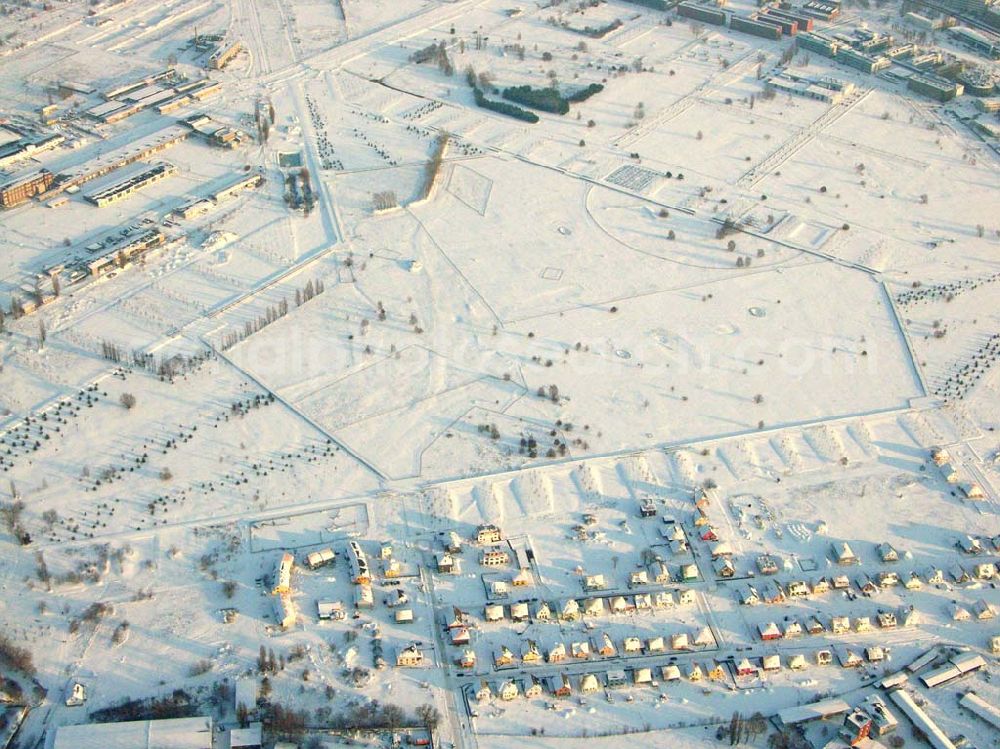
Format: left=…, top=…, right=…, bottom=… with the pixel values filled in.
left=420, top=133, right=449, bottom=200
left=565, top=83, right=604, bottom=103
left=472, top=86, right=539, bottom=123
left=89, top=689, right=196, bottom=723
left=0, top=632, right=36, bottom=677
left=502, top=85, right=569, bottom=114
left=623, top=0, right=669, bottom=9
left=579, top=19, right=622, bottom=38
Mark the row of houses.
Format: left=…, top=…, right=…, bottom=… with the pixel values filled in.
left=488, top=627, right=717, bottom=669
left=478, top=588, right=698, bottom=626
left=755, top=606, right=919, bottom=641
left=932, top=447, right=987, bottom=498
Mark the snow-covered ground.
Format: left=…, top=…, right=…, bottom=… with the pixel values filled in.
left=1, top=0, right=999, bottom=748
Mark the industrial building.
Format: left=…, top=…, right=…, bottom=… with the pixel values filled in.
left=730, top=15, right=783, bottom=39
left=56, top=125, right=189, bottom=190
left=677, top=2, right=727, bottom=25
left=209, top=40, right=242, bottom=70
left=763, top=6, right=814, bottom=30
left=766, top=71, right=855, bottom=103
left=211, top=172, right=264, bottom=202
left=837, top=47, right=891, bottom=73
left=798, top=31, right=843, bottom=57
left=52, top=716, right=213, bottom=749
left=959, top=67, right=997, bottom=95
left=919, top=652, right=986, bottom=688
left=85, top=229, right=165, bottom=276
left=84, top=162, right=177, bottom=207
left=908, top=73, right=965, bottom=101
left=960, top=692, right=1000, bottom=730
left=1, top=171, right=54, bottom=208
left=950, top=26, right=1000, bottom=59
left=0, top=133, right=65, bottom=170
left=888, top=690, right=956, bottom=749
left=800, top=0, right=840, bottom=20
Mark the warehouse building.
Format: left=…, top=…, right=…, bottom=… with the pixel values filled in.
left=57, top=125, right=189, bottom=189
left=84, top=162, right=177, bottom=207
left=908, top=73, right=965, bottom=101
left=209, top=40, right=242, bottom=70
left=950, top=27, right=1000, bottom=59
left=1, top=171, right=54, bottom=208
left=678, top=2, right=728, bottom=25
left=730, top=15, right=783, bottom=39
left=52, top=716, right=213, bottom=749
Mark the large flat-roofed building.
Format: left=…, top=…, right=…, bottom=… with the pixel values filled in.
left=57, top=125, right=189, bottom=189
left=52, top=716, right=213, bottom=749
left=951, top=26, right=1000, bottom=59
left=798, top=32, right=843, bottom=57
left=677, top=2, right=728, bottom=25
left=1, top=171, right=54, bottom=208
left=209, top=40, right=242, bottom=69
left=908, top=73, right=965, bottom=101
left=84, top=162, right=177, bottom=207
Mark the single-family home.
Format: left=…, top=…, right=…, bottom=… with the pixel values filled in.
left=495, top=646, right=516, bottom=667
left=715, top=558, right=736, bottom=578
left=583, top=574, right=607, bottom=591
left=877, top=611, right=897, bottom=629
left=571, top=641, right=591, bottom=659
left=484, top=603, right=505, bottom=622
left=548, top=642, right=567, bottom=663
left=854, top=616, right=873, bottom=633
left=598, top=633, right=616, bottom=657
left=680, top=563, right=699, bottom=582
left=787, top=581, right=810, bottom=597
left=831, top=616, right=851, bottom=634
left=783, top=620, right=804, bottom=638
left=762, top=654, right=781, bottom=672
left=634, top=593, right=653, bottom=611
left=694, top=627, right=714, bottom=647
left=476, top=681, right=492, bottom=703
left=451, top=627, right=471, bottom=646
left=833, top=542, right=859, bottom=566
left=561, top=599, right=581, bottom=622
left=634, top=667, right=653, bottom=685
left=654, top=591, right=675, bottom=608
left=623, top=636, right=642, bottom=655
left=525, top=676, right=543, bottom=699
left=481, top=550, right=510, bottom=567
left=757, top=555, right=780, bottom=575
left=678, top=589, right=697, bottom=606
left=647, top=636, right=666, bottom=653
left=499, top=680, right=518, bottom=701
left=629, top=570, right=649, bottom=588
left=397, top=645, right=424, bottom=667
left=583, top=597, right=605, bottom=618
left=670, top=632, right=689, bottom=650
left=806, top=616, right=826, bottom=635
left=735, top=658, right=757, bottom=677
left=476, top=524, right=503, bottom=544
left=661, top=665, right=682, bottom=681
left=459, top=649, right=476, bottom=668
left=816, top=649, right=833, bottom=665
left=580, top=673, right=600, bottom=694
left=865, top=646, right=885, bottom=663
left=788, top=653, right=808, bottom=670
left=607, top=670, right=628, bottom=688
left=534, top=601, right=552, bottom=622
left=511, top=601, right=530, bottom=623
left=758, top=622, right=782, bottom=641
left=877, top=542, right=899, bottom=563
left=688, top=663, right=704, bottom=681
left=974, top=599, right=996, bottom=620
left=522, top=641, right=542, bottom=664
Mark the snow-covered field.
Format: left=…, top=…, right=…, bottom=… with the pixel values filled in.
left=0, top=0, right=999, bottom=748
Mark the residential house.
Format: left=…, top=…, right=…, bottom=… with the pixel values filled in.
left=926, top=567, right=945, bottom=584
left=561, top=599, right=581, bottom=622
left=806, top=616, right=826, bottom=635
left=877, top=611, right=897, bottom=629
left=831, top=616, right=851, bottom=634
left=654, top=591, right=675, bottom=608
left=481, top=550, right=510, bottom=567
left=854, top=616, right=873, bottom=633
left=580, top=673, right=600, bottom=694
left=598, top=633, right=616, bottom=657
left=490, top=581, right=509, bottom=598
left=905, top=572, right=923, bottom=590
left=305, top=548, right=335, bottom=570
left=898, top=605, right=919, bottom=628
left=522, top=641, right=541, bottom=664
left=443, top=530, right=463, bottom=554
left=788, top=653, right=808, bottom=670
left=680, top=563, right=700, bottom=582
left=707, top=662, right=728, bottom=681
left=857, top=575, right=879, bottom=596
left=688, top=663, right=704, bottom=681
left=552, top=674, right=572, bottom=697
left=758, top=622, right=782, bottom=641
left=958, top=536, right=983, bottom=555
left=661, top=665, right=682, bottom=681
left=762, top=582, right=785, bottom=604
left=973, top=562, right=997, bottom=579
left=783, top=620, right=804, bottom=638
left=607, top=670, right=627, bottom=688
left=623, top=636, right=642, bottom=655
left=629, top=570, right=649, bottom=588
left=951, top=565, right=972, bottom=584
left=475, top=681, right=492, bottom=703
left=757, top=555, right=780, bottom=575
left=634, top=667, right=654, bottom=686
left=571, top=641, right=591, bottom=659
left=495, top=646, right=515, bottom=668
left=499, top=680, right=518, bottom=701
left=787, top=581, right=810, bottom=597
left=951, top=603, right=972, bottom=621
left=484, top=604, right=504, bottom=622
left=450, top=627, right=471, bottom=646
left=678, top=589, right=697, bottom=606
left=866, top=646, right=885, bottom=663
left=741, top=585, right=762, bottom=606
left=460, top=650, right=476, bottom=669
left=833, top=542, right=859, bottom=565
left=525, top=676, right=543, bottom=699
left=512, top=569, right=532, bottom=587
left=816, top=649, right=833, bottom=665
left=700, top=526, right=720, bottom=542
left=639, top=497, right=658, bottom=518
left=583, top=597, right=605, bottom=618
left=436, top=553, right=457, bottom=574
left=534, top=601, right=552, bottom=622
left=670, top=632, right=689, bottom=650
left=716, top=557, right=737, bottom=578
left=762, top=654, right=781, bottom=672
left=394, top=608, right=413, bottom=624
left=649, top=561, right=671, bottom=584
left=397, top=645, right=424, bottom=667
left=973, top=599, right=996, bottom=620
left=812, top=577, right=831, bottom=595
left=475, top=524, right=502, bottom=544
left=272, top=552, right=294, bottom=595
left=547, top=642, right=567, bottom=663
left=838, top=649, right=863, bottom=668
left=511, top=602, right=530, bottom=623
left=609, top=596, right=628, bottom=615
left=877, top=571, right=900, bottom=588
left=694, top=627, right=715, bottom=647
left=634, top=593, right=653, bottom=611
left=735, top=658, right=757, bottom=677
left=647, top=636, right=666, bottom=653
left=583, top=574, right=607, bottom=591
left=712, top=542, right=735, bottom=559
left=832, top=574, right=851, bottom=589
left=878, top=543, right=899, bottom=563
